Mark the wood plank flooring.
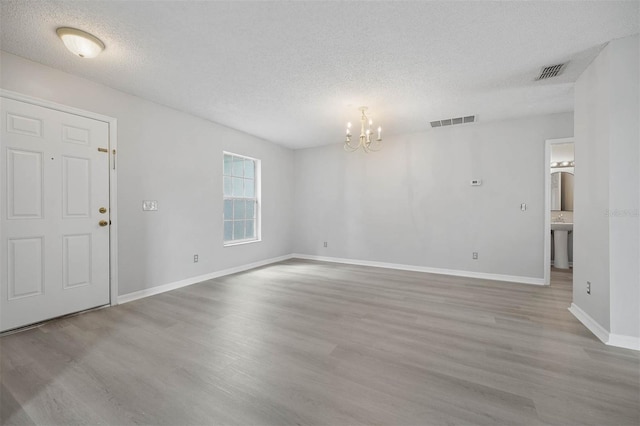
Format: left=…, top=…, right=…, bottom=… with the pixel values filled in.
left=1, top=260, right=638, bottom=425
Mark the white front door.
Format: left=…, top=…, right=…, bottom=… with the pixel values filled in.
left=0, top=97, right=111, bottom=332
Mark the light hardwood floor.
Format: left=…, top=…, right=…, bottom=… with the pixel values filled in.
left=1, top=260, right=638, bottom=425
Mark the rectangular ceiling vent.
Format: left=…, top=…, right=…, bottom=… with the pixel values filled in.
left=537, top=63, right=566, bottom=80
left=430, top=115, right=476, bottom=128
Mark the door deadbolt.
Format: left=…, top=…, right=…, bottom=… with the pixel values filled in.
left=99, top=220, right=109, bottom=227
left=99, top=207, right=107, bottom=214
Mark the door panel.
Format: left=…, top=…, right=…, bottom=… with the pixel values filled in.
left=8, top=236, right=44, bottom=299
left=62, top=125, right=90, bottom=146
left=63, top=234, right=92, bottom=289
left=62, top=155, right=91, bottom=218
left=1, top=97, right=110, bottom=332
left=7, top=149, right=43, bottom=219
left=6, top=113, right=43, bottom=138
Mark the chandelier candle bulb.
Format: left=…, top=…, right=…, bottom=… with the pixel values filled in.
left=377, top=127, right=381, bottom=140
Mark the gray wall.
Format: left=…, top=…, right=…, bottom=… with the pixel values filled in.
left=293, top=113, right=573, bottom=280
left=0, top=51, right=295, bottom=296
left=573, top=34, right=639, bottom=339
left=608, top=35, right=639, bottom=340
left=573, top=44, right=612, bottom=330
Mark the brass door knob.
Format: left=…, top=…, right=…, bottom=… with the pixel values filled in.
left=99, top=220, right=109, bottom=227
left=99, top=207, right=107, bottom=214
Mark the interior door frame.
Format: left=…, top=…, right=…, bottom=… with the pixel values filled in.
left=544, top=137, right=574, bottom=285
left=0, top=89, right=119, bottom=307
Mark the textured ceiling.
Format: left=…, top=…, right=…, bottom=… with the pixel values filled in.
left=1, top=1, right=638, bottom=149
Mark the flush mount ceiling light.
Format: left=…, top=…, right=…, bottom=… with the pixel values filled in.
left=56, top=27, right=105, bottom=58
left=344, top=107, right=382, bottom=153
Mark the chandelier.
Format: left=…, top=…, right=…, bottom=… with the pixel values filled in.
left=344, top=106, right=382, bottom=153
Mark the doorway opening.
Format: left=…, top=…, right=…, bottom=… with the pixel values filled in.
left=544, top=137, right=574, bottom=286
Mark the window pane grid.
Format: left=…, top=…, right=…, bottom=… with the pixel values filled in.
left=223, top=153, right=258, bottom=244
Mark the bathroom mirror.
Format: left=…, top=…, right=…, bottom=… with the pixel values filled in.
left=550, top=171, right=574, bottom=211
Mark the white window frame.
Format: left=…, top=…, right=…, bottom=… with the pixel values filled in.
left=223, top=151, right=261, bottom=246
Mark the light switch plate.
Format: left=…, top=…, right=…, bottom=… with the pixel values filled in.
left=142, top=200, right=158, bottom=211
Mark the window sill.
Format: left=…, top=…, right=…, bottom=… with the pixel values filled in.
left=223, top=238, right=262, bottom=247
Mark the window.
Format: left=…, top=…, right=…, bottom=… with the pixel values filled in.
left=223, top=152, right=260, bottom=245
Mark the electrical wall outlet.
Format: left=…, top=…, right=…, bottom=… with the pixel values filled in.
left=587, top=281, right=591, bottom=294
left=472, top=252, right=478, bottom=260
left=323, top=242, right=328, bottom=248
left=142, top=200, right=158, bottom=211
left=194, top=254, right=199, bottom=263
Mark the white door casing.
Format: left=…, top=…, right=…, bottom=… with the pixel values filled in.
left=1, top=96, right=113, bottom=332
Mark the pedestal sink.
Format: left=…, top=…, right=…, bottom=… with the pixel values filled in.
left=551, top=223, right=573, bottom=269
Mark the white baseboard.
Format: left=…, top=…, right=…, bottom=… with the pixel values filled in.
left=117, top=254, right=293, bottom=304
left=117, top=252, right=544, bottom=305
left=291, top=254, right=546, bottom=286
left=568, top=303, right=610, bottom=344
left=608, top=333, right=640, bottom=351
left=568, top=303, right=639, bottom=351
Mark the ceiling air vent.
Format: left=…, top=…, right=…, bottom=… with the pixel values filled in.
left=537, top=63, right=566, bottom=80
left=430, top=115, right=476, bottom=128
